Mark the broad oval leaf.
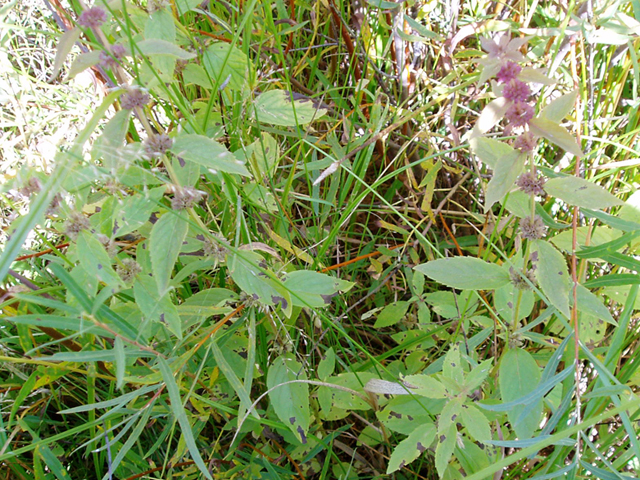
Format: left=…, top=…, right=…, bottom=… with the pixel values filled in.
left=253, top=90, right=327, bottom=127
left=415, top=258, right=510, bottom=290
left=267, top=354, right=310, bottom=444
left=387, top=424, right=436, bottom=474
left=282, top=270, right=354, bottom=308
left=472, top=97, right=510, bottom=136
left=203, top=42, right=252, bottom=90
left=460, top=403, right=491, bottom=442
left=469, top=137, right=516, bottom=169
left=374, top=301, right=411, bottom=328
left=499, top=348, right=542, bottom=439
left=149, top=211, right=189, bottom=295
left=485, top=150, right=526, bottom=211
left=539, top=90, right=578, bottom=123
left=171, top=134, right=249, bottom=176
left=575, top=284, right=616, bottom=326
left=134, top=39, right=196, bottom=59
left=544, top=176, right=623, bottom=210
left=529, top=117, right=583, bottom=158
left=532, top=240, right=571, bottom=319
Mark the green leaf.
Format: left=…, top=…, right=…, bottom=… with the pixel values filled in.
left=250, top=132, right=280, bottom=177
left=92, top=109, right=132, bottom=169
left=532, top=240, right=571, bottom=319
left=203, top=42, right=252, bottom=90
left=171, top=134, right=249, bottom=176
left=182, top=63, right=213, bottom=89
left=134, top=39, right=196, bottom=59
left=253, top=90, right=327, bottom=127
left=227, top=251, right=292, bottom=317
left=460, top=404, right=491, bottom=442
left=386, top=424, right=436, bottom=473
left=149, top=211, right=189, bottom=295
left=472, top=97, right=510, bottom=136
left=114, top=336, right=125, bottom=390
left=494, top=282, right=535, bottom=322
left=576, top=230, right=640, bottom=258
left=403, top=374, right=448, bottom=399
left=529, top=117, right=583, bottom=158
left=584, top=273, right=640, bottom=288
left=575, top=284, right=616, bottom=326
left=267, top=354, right=310, bottom=444
left=435, top=423, right=458, bottom=477
left=499, top=348, right=542, bottom=439
left=157, top=357, right=213, bottom=480
left=112, top=188, right=164, bottom=237
left=318, top=347, right=335, bottom=380
left=76, top=231, right=122, bottom=288
left=415, top=257, right=510, bottom=290
left=544, top=176, right=623, bottom=209
left=485, top=150, right=526, bottom=211
left=48, top=27, right=81, bottom=82
left=539, top=90, right=578, bottom=123
left=134, top=275, right=183, bottom=339
left=374, top=301, right=412, bottom=328
left=443, top=345, right=464, bottom=385
left=8, top=314, right=97, bottom=332
left=66, top=51, right=101, bottom=79
left=470, top=136, right=516, bottom=169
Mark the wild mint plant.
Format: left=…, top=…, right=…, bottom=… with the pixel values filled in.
left=362, top=32, right=637, bottom=477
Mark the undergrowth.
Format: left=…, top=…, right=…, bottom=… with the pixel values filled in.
left=1, top=0, right=640, bottom=479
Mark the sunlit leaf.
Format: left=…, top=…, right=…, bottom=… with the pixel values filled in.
left=253, top=90, right=327, bottom=126
left=532, top=240, right=571, bottom=319
left=529, top=117, right=583, bottom=158
left=171, top=134, right=250, bottom=176
left=544, top=176, right=623, bottom=209
left=415, top=257, right=510, bottom=290
left=149, top=211, right=189, bottom=295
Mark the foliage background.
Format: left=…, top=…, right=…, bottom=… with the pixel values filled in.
left=1, top=0, right=640, bottom=479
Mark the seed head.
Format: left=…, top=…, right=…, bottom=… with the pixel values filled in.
left=516, top=171, right=546, bottom=196
left=121, top=86, right=150, bottom=110
left=99, top=44, right=126, bottom=69
left=520, top=215, right=547, bottom=240
left=64, top=211, right=91, bottom=241
left=144, top=134, right=173, bottom=158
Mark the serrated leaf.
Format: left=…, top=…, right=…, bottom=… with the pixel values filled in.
left=149, top=212, right=189, bottom=295
left=575, top=284, right=616, bottom=325
left=540, top=90, right=578, bottom=123
left=499, top=348, right=542, bottom=439
left=403, top=374, right=448, bottom=398
left=460, top=404, right=491, bottom=442
left=267, top=354, right=310, bottom=444
left=227, top=251, right=292, bottom=317
left=387, top=424, right=436, bottom=473
left=485, top=150, right=526, bottom=211
left=76, top=231, right=122, bottom=288
left=203, top=42, right=252, bottom=90
left=374, top=301, right=411, bottom=328
left=469, top=137, right=516, bottom=169
left=254, top=90, right=327, bottom=127
left=544, top=176, right=623, bottom=209
left=415, top=258, right=510, bottom=290
left=463, top=359, right=493, bottom=392
left=171, top=134, right=249, bottom=176
left=529, top=117, right=583, bottom=158
left=532, top=240, right=571, bottom=318
left=435, top=423, right=457, bottom=477
left=134, top=39, right=196, bottom=59
left=282, top=270, right=354, bottom=308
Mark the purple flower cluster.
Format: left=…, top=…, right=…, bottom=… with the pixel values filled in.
left=99, top=44, right=126, bottom=69
left=121, top=87, right=150, bottom=110
left=144, top=134, right=173, bottom=158
left=78, top=6, right=108, bottom=29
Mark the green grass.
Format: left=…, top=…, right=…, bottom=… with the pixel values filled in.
left=1, top=0, right=640, bottom=479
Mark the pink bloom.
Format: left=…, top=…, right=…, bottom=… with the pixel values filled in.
left=496, top=61, right=522, bottom=83
left=480, top=33, right=528, bottom=63
left=503, top=80, right=530, bottom=102
left=505, top=102, right=534, bottom=128
left=78, top=6, right=108, bottom=28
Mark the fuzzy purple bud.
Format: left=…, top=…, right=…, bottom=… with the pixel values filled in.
left=99, top=44, right=126, bottom=69
left=496, top=61, right=522, bottom=83
left=144, top=134, right=173, bottom=158
left=520, top=215, right=547, bottom=240
left=505, top=102, right=535, bottom=128
left=503, top=79, right=531, bottom=103
left=78, top=6, right=108, bottom=28
left=514, top=131, right=537, bottom=152
left=516, top=172, right=546, bottom=196
left=121, top=87, right=150, bottom=110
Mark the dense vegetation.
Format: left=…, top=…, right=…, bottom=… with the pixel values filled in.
left=1, top=0, right=640, bottom=479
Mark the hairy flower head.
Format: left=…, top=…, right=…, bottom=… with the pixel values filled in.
left=520, top=215, right=547, bottom=240
left=78, top=6, right=108, bottom=28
